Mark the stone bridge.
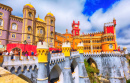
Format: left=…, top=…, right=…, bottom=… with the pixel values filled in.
left=1, top=42, right=130, bottom=83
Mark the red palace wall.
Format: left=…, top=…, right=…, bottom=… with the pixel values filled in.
left=7, top=44, right=37, bottom=55
left=106, top=26, right=114, bottom=34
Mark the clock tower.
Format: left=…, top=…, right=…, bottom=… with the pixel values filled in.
left=71, top=20, right=80, bottom=37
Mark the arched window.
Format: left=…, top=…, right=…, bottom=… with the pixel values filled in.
left=12, top=33, right=16, bottom=38
left=109, top=44, right=113, bottom=49
left=0, top=19, right=3, bottom=26
left=12, top=23, right=17, bottom=30
left=51, top=20, right=53, bottom=24
left=28, top=12, right=32, bottom=17
left=27, top=35, right=30, bottom=39
left=0, top=12, right=3, bottom=16
left=40, top=29, right=43, bottom=34
left=51, top=32, right=53, bottom=36
left=28, top=26, right=31, bottom=31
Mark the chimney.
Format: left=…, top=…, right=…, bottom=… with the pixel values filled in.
left=66, top=29, right=68, bottom=33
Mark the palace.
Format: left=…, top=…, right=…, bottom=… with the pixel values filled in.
left=0, top=3, right=119, bottom=53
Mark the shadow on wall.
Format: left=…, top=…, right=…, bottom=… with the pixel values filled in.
left=18, top=74, right=32, bottom=83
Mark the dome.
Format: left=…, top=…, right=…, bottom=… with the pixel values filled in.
left=36, top=15, right=45, bottom=22
left=24, top=4, right=34, bottom=9
left=123, top=47, right=127, bottom=49
left=47, top=12, right=54, bottom=16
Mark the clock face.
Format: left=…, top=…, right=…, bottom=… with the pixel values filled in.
left=75, top=25, right=78, bottom=27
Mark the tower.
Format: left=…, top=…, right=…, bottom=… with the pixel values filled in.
left=45, top=12, right=55, bottom=48
left=71, top=21, right=80, bottom=37
left=102, top=18, right=117, bottom=52
left=37, top=42, right=49, bottom=83
left=22, top=4, right=36, bottom=45
left=62, top=42, right=73, bottom=83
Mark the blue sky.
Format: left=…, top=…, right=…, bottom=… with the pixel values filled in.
left=0, top=0, right=130, bottom=52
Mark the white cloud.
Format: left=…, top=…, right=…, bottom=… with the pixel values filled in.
left=90, top=0, right=130, bottom=32
left=0, top=0, right=91, bottom=33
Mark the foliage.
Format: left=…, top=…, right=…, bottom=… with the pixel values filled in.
left=84, top=59, right=99, bottom=83
left=127, top=79, right=130, bottom=83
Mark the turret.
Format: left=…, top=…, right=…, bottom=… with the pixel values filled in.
left=45, top=12, right=55, bottom=47
left=71, top=20, right=80, bottom=37
left=113, top=18, right=116, bottom=26
left=22, top=4, right=36, bottom=45
left=37, top=42, right=49, bottom=62
left=37, top=41, right=49, bottom=83
left=77, top=42, right=84, bottom=54
left=62, top=42, right=71, bottom=57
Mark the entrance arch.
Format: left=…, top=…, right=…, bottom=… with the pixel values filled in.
left=71, top=59, right=79, bottom=83
left=49, top=64, right=63, bottom=83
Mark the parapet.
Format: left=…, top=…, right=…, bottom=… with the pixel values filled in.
left=37, top=42, right=49, bottom=49
left=77, top=42, right=83, bottom=47
left=62, top=42, right=71, bottom=48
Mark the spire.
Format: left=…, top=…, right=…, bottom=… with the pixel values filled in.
left=113, top=18, right=116, bottom=20
left=38, top=14, right=39, bottom=18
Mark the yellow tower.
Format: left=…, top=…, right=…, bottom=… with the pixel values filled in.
left=45, top=12, right=55, bottom=47
left=37, top=42, right=49, bottom=63
left=77, top=42, right=84, bottom=54
left=62, top=42, right=71, bottom=57
left=22, top=4, right=36, bottom=44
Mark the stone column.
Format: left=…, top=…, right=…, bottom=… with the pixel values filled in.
left=62, top=42, right=73, bottom=83
left=77, top=42, right=90, bottom=83
left=37, top=42, right=49, bottom=83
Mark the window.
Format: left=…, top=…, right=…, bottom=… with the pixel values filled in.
left=0, top=19, right=3, bottom=26
left=40, top=29, right=43, bottom=34
left=12, top=33, right=16, bottom=38
left=12, top=23, right=17, bottom=30
left=58, top=43, right=59, bottom=46
left=56, top=36, right=57, bottom=39
left=37, top=29, right=39, bottom=33
left=67, top=36, right=69, bottom=38
left=109, top=44, right=113, bottom=49
left=0, top=12, right=3, bottom=16
left=28, top=26, right=31, bottom=31
left=50, top=39, right=52, bottom=42
left=0, top=30, right=2, bottom=36
left=76, top=31, right=78, bottom=34
left=27, top=35, right=30, bottom=39
left=28, top=12, right=32, bottom=17
left=51, top=32, right=53, bottom=36
left=51, top=20, right=53, bottom=24
left=63, top=39, right=64, bottom=42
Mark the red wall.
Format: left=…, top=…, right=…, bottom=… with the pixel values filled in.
left=106, top=26, right=114, bottom=34
left=7, top=44, right=37, bottom=55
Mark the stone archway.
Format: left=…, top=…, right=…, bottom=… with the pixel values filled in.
left=84, top=58, right=99, bottom=83
left=49, top=64, right=63, bottom=83
left=71, top=59, right=79, bottom=83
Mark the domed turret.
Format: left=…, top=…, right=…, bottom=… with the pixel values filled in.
left=24, top=3, right=35, bottom=10
left=46, top=12, right=54, bottom=17
left=36, top=15, right=45, bottom=22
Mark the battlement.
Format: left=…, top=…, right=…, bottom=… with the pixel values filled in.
left=71, top=51, right=79, bottom=57
left=62, top=42, right=71, bottom=47
left=50, top=53, right=65, bottom=64
left=77, top=42, right=83, bottom=47
left=84, top=51, right=125, bottom=57
left=104, top=22, right=114, bottom=27
left=2, top=56, right=38, bottom=72
left=37, top=42, right=49, bottom=49
left=81, top=31, right=103, bottom=36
